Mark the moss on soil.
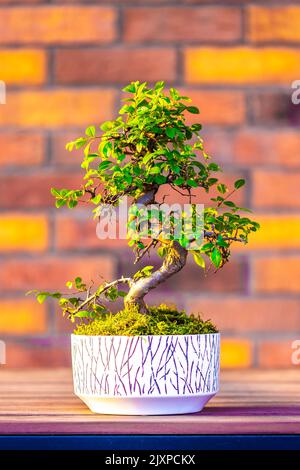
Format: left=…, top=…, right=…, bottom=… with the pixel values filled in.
left=74, top=304, right=218, bottom=336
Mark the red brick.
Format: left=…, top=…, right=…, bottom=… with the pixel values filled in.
left=54, top=48, right=177, bottom=84
left=54, top=0, right=174, bottom=3
left=0, top=256, right=115, bottom=291
left=184, top=0, right=256, bottom=3
left=186, top=297, right=300, bottom=333
left=180, top=90, right=246, bottom=126
left=0, top=174, right=83, bottom=208
left=52, top=131, right=82, bottom=166
left=233, top=129, right=300, bottom=167
left=0, top=49, right=46, bottom=85
left=0, top=132, right=45, bottom=167
left=55, top=214, right=129, bottom=251
left=185, top=48, right=300, bottom=85
left=201, top=130, right=234, bottom=165
left=203, top=129, right=300, bottom=168
left=5, top=340, right=71, bottom=368
left=55, top=312, right=74, bottom=334
left=250, top=91, right=300, bottom=126
left=221, top=338, right=252, bottom=368
left=0, top=0, right=45, bottom=3
left=0, top=213, right=48, bottom=251
left=0, top=6, right=116, bottom=44
left=258, top=340, right=298, bottom=368
left=252, top=170, right=300, bottom=208
left=254, top=257, right=300, bottom=294
left=0, top=299, right=47, bottom=335
left=238, top=214, right=300, bottom=251
left=248, top=6, right=300, bottom=43
left=0, top=89, right=115, bottom=127
left=171, top=257, right=247, bottom=294
left=124, top=7, right=241, bottom=43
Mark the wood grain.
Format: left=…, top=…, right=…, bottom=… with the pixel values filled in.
left=0, top=369, right=299, bottom=434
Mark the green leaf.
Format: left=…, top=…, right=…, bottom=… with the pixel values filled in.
left=100, top=121, right=113, bottom=131
left=191, top=123, right=202, bottom=131
left=105, top=287, right=118, bottom=301
left=59, top=298, right=69, bottom=307
left=166, top=127, right=176, bottom=138
left=98, top=160, right=112, bottom=171
left=136, top=142, right=143, bottom=153
left=149, top=166, right=161, bottom=174
left=51, top=188, right=61, bottom=197
left=117, top=153, right=126, bottom=162
left=187, top=179, right=198, bottom=188
left=91, top=194, right=102, bottom=205
left=75, top=137, right=87, bottom=149
left=193, top=252, right=205, bottom=269
left=154, top=175, right=167, bottom=185
left=75, top=277, right=84, bottom=289
left=124, top=174, right=133, bottom=184
left=122, top=83, right=136, bottom=93
left=74, top=310, right=93, bottom=318
left=143, top=153, right=153, bottom=165
left=239, top=207, right=253, bottom=213
left=55, top=199, right=66, bottom=208
left=201, top=242, right=214, bottom=252
left=157, top=246, right=167, bottom=258
left=51, top=292, right=62, bottom=299
left=133, top=266, right=154, bottom=280
left=211, top=247, right=222, bottom=268
left=173, top=177, right=185, bottom=186
left=207, top=163, right=220, bottom=172
left=217, top=184, right=227, bottom=194
left=216, top=235, right=229, bottom=248
left=68, top=199, right=78, bottom=209
left=85, top=126, right=96, bottom=137
left=65, top=141, right=75, bottom=152
left=224, top=201, right=236, bottom=208
left=37, top=293, right=48, bottom=304
left=170, top=88, right=179, bottom=100
left=118, top=291, right=127, bottom=298
left=119, top=104, right=134, bottom=115
left=234, top=179, right=246, bottom=190
left=155, top=81, right=165, bottom=91
left=102, top=142, right=112, bottom=157
left=186, top=106, right=200, bottom=114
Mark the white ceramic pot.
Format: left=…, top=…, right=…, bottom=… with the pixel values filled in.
left=71, top=333, right=220, bottom=415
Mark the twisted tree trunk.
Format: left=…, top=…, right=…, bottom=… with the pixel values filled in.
left=125, top=240, right=187, bottom=314
left=124, top=188, right=188, bottom=314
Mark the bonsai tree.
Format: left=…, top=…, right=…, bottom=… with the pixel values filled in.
left=29, top=81, right=259, bottom=326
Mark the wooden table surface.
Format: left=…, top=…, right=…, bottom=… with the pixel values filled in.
left=0, top=368, right=299, bottom=435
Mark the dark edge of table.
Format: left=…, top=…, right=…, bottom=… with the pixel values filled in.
left=0, top=434, right=300, bottom=450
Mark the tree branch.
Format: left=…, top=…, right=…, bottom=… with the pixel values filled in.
left=73, top=277, right=132, bottom=314
left=134, top=239, right=158, bottom=264
left=203, top=230, right=245, bottom=243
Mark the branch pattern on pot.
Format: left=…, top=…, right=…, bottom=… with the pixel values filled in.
left=72, top=334, right=220, bottom=397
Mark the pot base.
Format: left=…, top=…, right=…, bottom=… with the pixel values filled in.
left=76, top=393, right=216, bottom=415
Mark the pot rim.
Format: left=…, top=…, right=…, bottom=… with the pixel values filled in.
left=71, top=332, right=220, bottom=339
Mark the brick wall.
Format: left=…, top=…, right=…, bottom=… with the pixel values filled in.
left=0, top=0, right=299, bottom=369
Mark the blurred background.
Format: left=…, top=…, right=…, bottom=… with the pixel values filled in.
left=0, top=0, right=299, bottom=369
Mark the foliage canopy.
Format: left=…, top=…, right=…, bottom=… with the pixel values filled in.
left=29, top=81, right=259, bottom=328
